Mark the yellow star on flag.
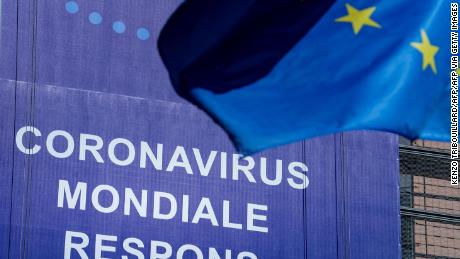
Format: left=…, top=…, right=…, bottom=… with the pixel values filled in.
left=335, top=3, right=381, bottom=34
left=410, top=30, right=439, bottom=74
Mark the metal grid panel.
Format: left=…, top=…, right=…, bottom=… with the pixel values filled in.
left=400, top=146, right=460, bottom=259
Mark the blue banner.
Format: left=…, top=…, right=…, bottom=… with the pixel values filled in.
left=0, top=1, right=401, bottom=258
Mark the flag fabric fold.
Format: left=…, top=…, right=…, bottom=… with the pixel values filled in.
left=159, top=0, right=450, bottom=154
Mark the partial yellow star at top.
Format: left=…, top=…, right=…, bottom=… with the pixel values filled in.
left=410, top=30, right=439, bottom=74
left=335, top=3, right=382, bottom=34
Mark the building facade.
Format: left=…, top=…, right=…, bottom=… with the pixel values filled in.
left=400, top=140, right=460, bottom=258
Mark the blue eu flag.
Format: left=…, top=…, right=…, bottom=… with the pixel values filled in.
left=159, top=0, right=450, bottom=154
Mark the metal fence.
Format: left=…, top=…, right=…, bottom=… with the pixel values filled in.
left=400, top=145, right=460, bottom=259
